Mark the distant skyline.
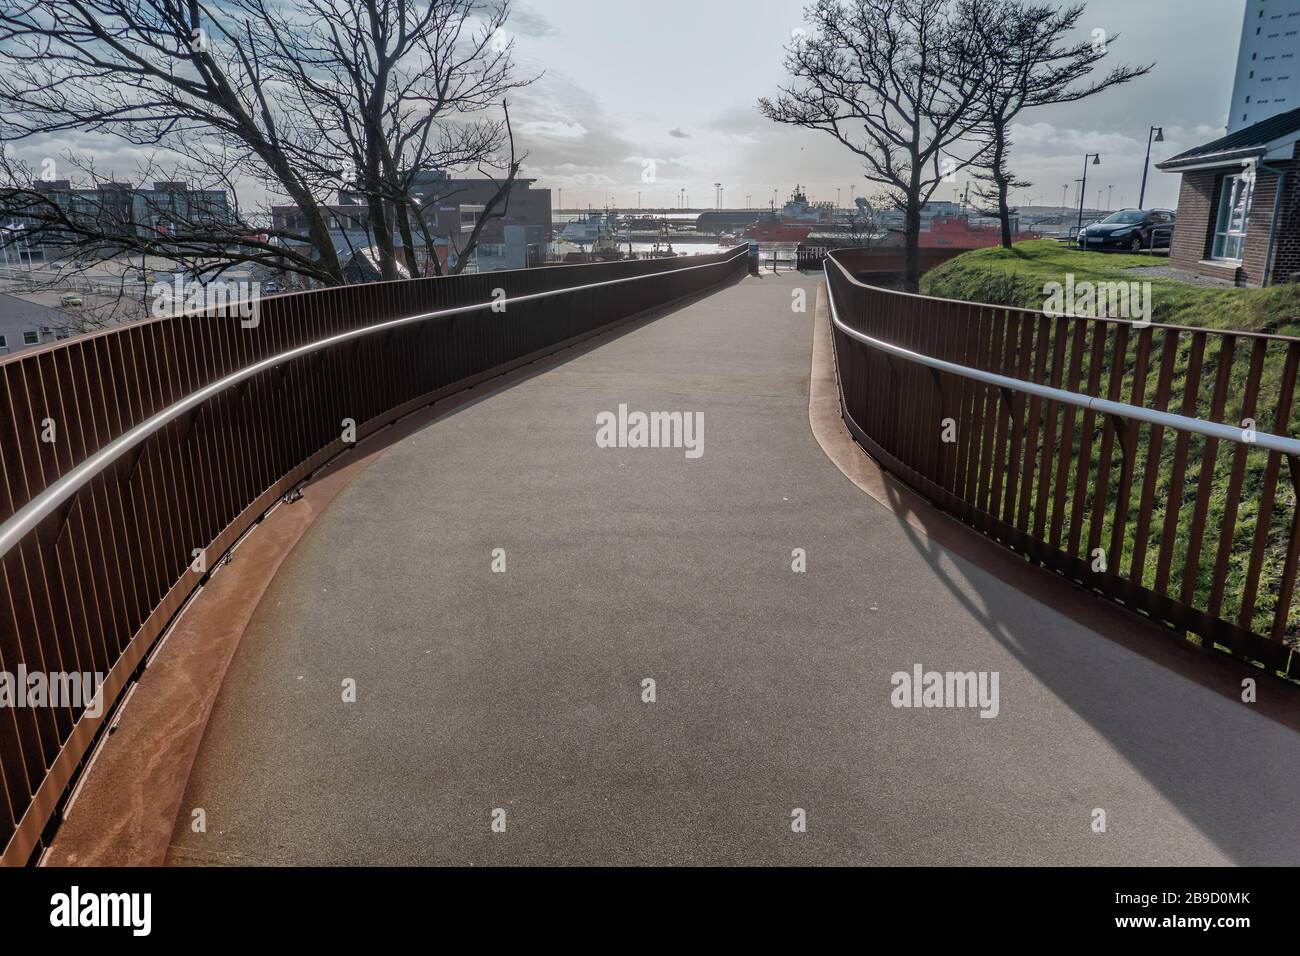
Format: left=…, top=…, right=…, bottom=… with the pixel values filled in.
left=506, top=0, right=1243, bottom=212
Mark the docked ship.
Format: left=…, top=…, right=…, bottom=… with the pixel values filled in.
left=560, top=209, right=627, bottom=243
left=741, top=186, right=830, bottom=243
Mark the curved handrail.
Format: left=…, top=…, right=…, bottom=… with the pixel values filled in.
left=0, top=249, right=746, bottom=563
left=824, top=254, right=1300, bottom=456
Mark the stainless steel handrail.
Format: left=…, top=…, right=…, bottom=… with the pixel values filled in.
left=823, top=256, right=1300, bottom=457
left=0, top=249, right=746, bottom=562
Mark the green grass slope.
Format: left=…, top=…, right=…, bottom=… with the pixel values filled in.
left=920, top=239, right=1300, bottom=336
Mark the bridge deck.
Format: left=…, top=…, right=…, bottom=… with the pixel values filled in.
left=167, top=273, right=1300, bottom=865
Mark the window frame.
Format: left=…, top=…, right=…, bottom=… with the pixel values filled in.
left=1212, top=173, right=1254, bottom=262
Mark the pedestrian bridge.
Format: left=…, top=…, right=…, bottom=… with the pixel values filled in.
left=2, top=248, right=1298, bottom=866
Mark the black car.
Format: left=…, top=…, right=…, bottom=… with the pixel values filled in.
left=1076, top=208, right=1175, bottom=252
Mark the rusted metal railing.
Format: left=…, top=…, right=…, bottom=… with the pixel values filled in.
left=0, top=247, right=748, bottom=864
left=825, top=249, right=1300, bottom=680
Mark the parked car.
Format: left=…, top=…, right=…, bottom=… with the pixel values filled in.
left=1077, top=208, right=1175, bottom=252
left=59, top=293, right=83, bottom=307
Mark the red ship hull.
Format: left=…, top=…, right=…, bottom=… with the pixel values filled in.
left=913, top=216, right=1035, bottom=248
left=742, top=222, right=816, bottom=242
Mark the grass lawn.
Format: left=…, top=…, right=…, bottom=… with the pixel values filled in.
left=920, top=239, right=1300, bottom=336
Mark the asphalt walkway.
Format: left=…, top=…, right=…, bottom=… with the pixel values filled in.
left=167, top=272, right=1300, bottom=866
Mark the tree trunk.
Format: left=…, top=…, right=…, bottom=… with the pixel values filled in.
left=366, top=193, right=398, bottom=281
left=991, top=128, right=1013, bottom=250
left=998, top=176, right=1012, bottom=249
left=903, top=196, right=922, bottom=293
left=259, top=146, right=344, bottom=284
left=395, top=203, right=420, bottom=276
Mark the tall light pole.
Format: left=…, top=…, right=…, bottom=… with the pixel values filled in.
left=1138, top=125, right=1164, bottom=209
left=1061, top=184, right=1069, bottom=211
left=1077, top=153, right=1100, bottom=228
left=1107, top=184, right=1114, bottom=210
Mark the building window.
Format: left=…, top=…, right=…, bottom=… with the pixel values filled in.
left=1212, top=174, right=1254, bottom=261
left=22, top=330, right=39, bottom=346
left=0, top=334, right=7, bottom=353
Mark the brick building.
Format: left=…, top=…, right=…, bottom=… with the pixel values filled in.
left=1156, top=107, right=1300, bottom=286
left=339, top=171, right=552, bottom=254
left=272, top=172, right=552, bottom=269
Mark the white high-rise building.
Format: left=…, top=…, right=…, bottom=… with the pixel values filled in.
left=1229, top=0, right=1300, bottom=132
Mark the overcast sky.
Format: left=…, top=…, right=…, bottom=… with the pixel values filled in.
left=3, top=0, right=1244, bottom=215
left=507, top=0, right=1243, bottom=211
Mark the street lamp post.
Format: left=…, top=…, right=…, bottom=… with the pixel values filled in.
left=1138, top=126, right=1164, bottom=209
left=1077, top=153, right=1100, bottom=229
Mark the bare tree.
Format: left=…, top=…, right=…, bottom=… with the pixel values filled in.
left=760, top=0, right=991, bottom=290
left=0, top=0, right=536, bottom=293
left=964, top=0, right=1153, bottom=248
left=246, top=0, right=534, bottom=279
left=0, top=0, right=357, bottom=283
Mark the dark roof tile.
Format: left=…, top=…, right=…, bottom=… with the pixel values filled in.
left=1158, top=106, right=1300, bottom=169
